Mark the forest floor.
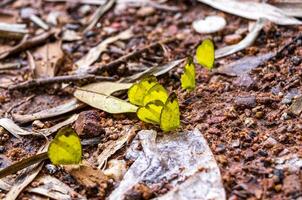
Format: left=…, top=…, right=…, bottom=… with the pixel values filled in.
left=0, top=0, right=302, bottom=199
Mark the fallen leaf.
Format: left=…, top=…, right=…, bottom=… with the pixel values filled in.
left=79, top=81, right=132, bottom=96
left=75, top=29, right=133, bottom=74
left=97, top=126, right=137, bottom=169
left=27, top=175, right=85, bottom=200
left=198, top=0, right=302, bottom=25
left=33, top=40, right=64, bottom=78
left=64, top=163, right=109, bottom=198
left=12, top=99, right=84, bottom=124
left=74, top=88, right=138, bottom=114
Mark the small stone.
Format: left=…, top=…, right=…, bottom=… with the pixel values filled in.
left=231, top=139, right=240, bottom=148
left=193, top=15, right=226, bottom=34
left=0, top=145, right=5, bottom=153
left=224, top=34, right=242, bottom=45
left=74, top=110, right=105, bottom=138
left=244, top=118, right=255, bottom=127
left=20, top=7, right=37, bottom=19
left=215, top=144, right=226, bottom=153
left=137, top=7, right=155, bottom=17
left=290, top=56, right=301, bottom=66
left=263, top=137, right=277, bottom=148
left=258, top=149, right=268, bottom=157
left=32, top=120, right=45, bottom=129
left=45, top=164, right=57, bottom=174
left=235, top=96, right=256, bottom=108
left=79, top=5, right=91, bottom=16
left=255, top=111, right=264, bottom=119
left=280, top=112, right=290, bottom=120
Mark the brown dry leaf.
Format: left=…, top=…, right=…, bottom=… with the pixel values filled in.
left=75, top=29, right=133, bottom=74
left=12, top=99, right=84, bottom=124
left=78, top=81, right=133, bottom=96
left=27, top=175, right=85, bottom=200
left=64, top=163, right=109, bottom=198
left=97, top=126, right=137, bottom=169
left=33, top=40, right=64, bottom=78
left=198, top=0, right=302, bottom=25
left=4, top=144, right=48, bottom=200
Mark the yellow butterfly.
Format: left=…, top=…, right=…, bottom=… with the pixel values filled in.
left=128, top=76, right=158, bottom=106
left=143, top=84, right=168, bottom=106
left=196, top=39, right=215, bottom=70
left=48, top=127, right=82, bottom=165
left=181, top=57, right=196, bottom=91
left=137, top=100, right=164, bottom=124
left=160, top=93, right=180, bottom=132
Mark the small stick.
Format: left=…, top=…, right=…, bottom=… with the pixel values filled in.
left=0, top=152, right=48, bottom=179
left=89, top=37, right=177, bottom=74
left=0, top=31, right=54, bottom=60
left=8, top=74, right=116, bottom=90
left=84, top=0, right=116, bottom=33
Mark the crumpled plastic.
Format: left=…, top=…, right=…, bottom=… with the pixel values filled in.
left=108, top=128, right=226, bottom=200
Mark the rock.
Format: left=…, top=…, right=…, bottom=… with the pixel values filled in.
left=0, top=145, right=5, bottom=153
left=103, top=159, right=127, bottom=181
left=235, top=96, right=256, bottom=108
left=32, top=120, right=45, bottom=129
left=137, top=7, right=155, bottom=17
left=45, top=164, right=57, bottom=174
left=124, top=183, right=154, bottom=200
left=74, top=110, right=105, bottom=138
left=263, top=137, right=277, bottom=148
left=283, top=174, right=301, bottom=196
left=192, top=15, right=226, bottom=34
left=224, top=34, right=242, bottom=45
left=231, top=139, right=240, bottom=148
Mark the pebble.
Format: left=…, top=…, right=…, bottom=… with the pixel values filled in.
left=0, top=145, right=5, bottom=153
left=45, top=164, right=57, bottom=174
left=32, top=120, right=45, bottom=129
left=192, top=15, right=226, bottom=34
left=74, top=110, right=105, bottom=138
left=137, top=7, right=155, bottom=17
left=280, top=112, right=290, bottom=120
left=231, top=139, right=240, bottom=148
left=244, top=118, right=255, bottom=127
left=235, top=96, right=256, bottom=108
left=215, top=144, right=226, bottom=153
left=224, top=34, right=242, bottom=45
left=263, top=137, right=277, bottom=148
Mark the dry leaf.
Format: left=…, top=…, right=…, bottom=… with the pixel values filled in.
left=12, top=99, right=84, bottom=124
left=97, top=126, right=137, bottom=169
left=64, top=163, right=108, bottom=198
left=33, top=40, right=64, bottom=78
left=27, top=175, right=85, bottom=200
left=198, top=0, right=302, bottom=25
left=75, top=29, right=133, bottom=74
left=79, top=81, right=132, bottom=95
left=4, top=145, right=48, bottom=200
left=74, top=88, right=138, bottom=114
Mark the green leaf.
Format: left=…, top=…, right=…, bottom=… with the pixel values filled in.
left=181, top=57, right=196, bottom=91
left=48, top=127, right=82, bottom=165
left=196, top=39, right=215, bottom=69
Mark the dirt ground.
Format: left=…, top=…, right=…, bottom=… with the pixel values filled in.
left=0, top=0, right=302, bottom=199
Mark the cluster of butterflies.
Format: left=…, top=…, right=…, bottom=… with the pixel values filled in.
left=128, top=39, right=215, bottom=132
left=45, top=39, right=215, bottom=166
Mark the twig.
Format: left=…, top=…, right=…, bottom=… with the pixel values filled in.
left=5, top=95, right=35, bottom=117
left=8, top=74, right=116, bottom=90
left=0, top=31, right=54, bottom=60
left=84, top=0, right=116, bottom=33
left=89, top=37, right=177, bottom=74
left=0, top=152, right=48, bottom=179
